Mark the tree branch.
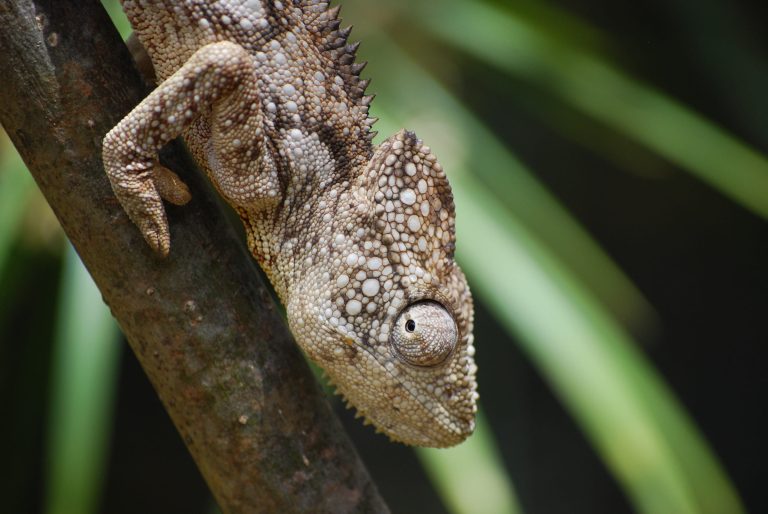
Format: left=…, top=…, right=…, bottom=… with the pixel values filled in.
left=0, top=1, right=389, bottom=512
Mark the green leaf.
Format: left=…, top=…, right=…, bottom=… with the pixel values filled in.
left=452, top=174, right=743, bottom=514
left=45, top=246, right=121, bottom=514
left=417, top=0, right=768, bottom=220
left=101, top=0, right=132, bottom=38
left=417, top=410, right=523, bottom=514
left=0, top=132, right=34, bottom=277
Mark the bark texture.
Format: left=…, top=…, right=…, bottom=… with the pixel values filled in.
left=0, top=1, right=390, bottom=513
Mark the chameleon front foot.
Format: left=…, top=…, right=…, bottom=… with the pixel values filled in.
left=103, top=41, right=261, bottom=256
left=132, top=163, right=192, bottom=256
left=102, top=157, right=176, bottom=257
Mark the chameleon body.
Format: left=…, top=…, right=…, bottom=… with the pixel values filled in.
left=103, top=0, right=478, bottom=447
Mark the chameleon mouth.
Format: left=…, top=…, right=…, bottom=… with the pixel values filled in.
left=325, top=365, right=476, bottom=448
left=341, top=394, right=474, bottom=447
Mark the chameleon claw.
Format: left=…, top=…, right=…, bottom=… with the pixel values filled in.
left=141, top=221, right=171, bottom=258
left=130, top=196, right=171, bottom=257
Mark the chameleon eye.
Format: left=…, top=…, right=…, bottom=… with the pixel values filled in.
left=391, top=301, right=457, bottom=367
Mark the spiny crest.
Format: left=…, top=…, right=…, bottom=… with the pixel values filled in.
left=329, top=378, right=387, bottom=433
left=298, top=0, right=376, bottom=138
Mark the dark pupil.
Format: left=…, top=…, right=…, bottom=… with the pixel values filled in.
left=405, top=319, right=416, bottom=332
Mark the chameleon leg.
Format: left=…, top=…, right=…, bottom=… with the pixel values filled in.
left=103, top=41, right=261, bottom=256
left=206, top=74, right=280, bottom=211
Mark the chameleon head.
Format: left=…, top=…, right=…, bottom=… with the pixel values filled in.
left=287, top=130, right=478, bottom=448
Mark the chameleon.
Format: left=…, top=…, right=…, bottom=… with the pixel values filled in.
left=102, top=0, right=478, bottom=447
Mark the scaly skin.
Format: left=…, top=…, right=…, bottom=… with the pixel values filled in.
left=103, top=0, right=478, bottom=447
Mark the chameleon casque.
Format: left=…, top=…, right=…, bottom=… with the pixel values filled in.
left=103, top=0, right=478, bottom=447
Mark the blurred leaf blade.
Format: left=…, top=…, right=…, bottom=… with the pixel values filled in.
left=101, top=0, right=132, bottom=37
left=0, top=132, right=35, bottom=277
left=416, top=0, right=768, bottom=219
left=45, top=245, right=121, bottom=514
left=451, top=172, right=744, bottom=514
left=417, top=410, right=523, bottom=514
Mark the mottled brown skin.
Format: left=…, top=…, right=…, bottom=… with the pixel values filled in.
left=103, top=0, right=478, bottom=447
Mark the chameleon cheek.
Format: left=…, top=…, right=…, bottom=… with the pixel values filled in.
left=390, top=301, right=457, bottom=367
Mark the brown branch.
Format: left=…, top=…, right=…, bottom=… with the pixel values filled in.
left=0, top=1, right=389, bottom=513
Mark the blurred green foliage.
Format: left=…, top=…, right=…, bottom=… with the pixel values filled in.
left=46, top=247, right=120, bottom=514
left=2, top=0, right=764, bottom=512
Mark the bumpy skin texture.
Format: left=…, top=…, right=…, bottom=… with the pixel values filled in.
left=103, top=0, right=478, bottom=447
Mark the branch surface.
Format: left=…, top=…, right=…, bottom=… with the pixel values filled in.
left=0, top=1, right=389, bottom=513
